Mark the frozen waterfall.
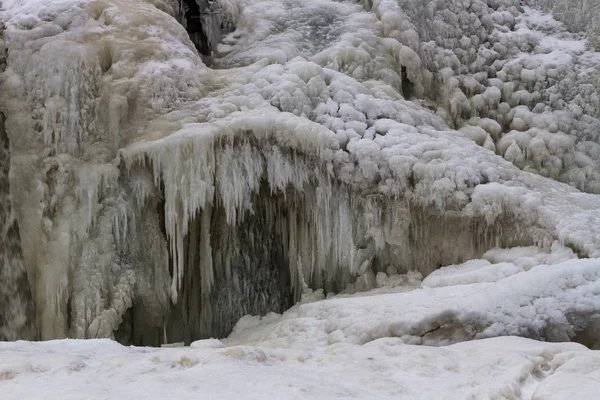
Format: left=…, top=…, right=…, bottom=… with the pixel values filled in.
left=0, top=0, right=599, bottom=349
left=0, top=111, right=37, bottom=341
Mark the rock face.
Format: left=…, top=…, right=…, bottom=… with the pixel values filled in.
left=0, top=0, right=599, bottom=347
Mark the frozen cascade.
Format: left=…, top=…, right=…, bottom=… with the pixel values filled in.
left=0, top=111, right=37, bottom=340
left=0, top=0, right=599, bottom=347
left=0, top=12, right=37, bottom=340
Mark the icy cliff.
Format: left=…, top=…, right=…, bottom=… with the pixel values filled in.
left=0, top=0, right=599, bottom=347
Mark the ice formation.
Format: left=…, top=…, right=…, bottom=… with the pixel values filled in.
left=0, top=0, right=599, bottom=350
left=0, top=111, right=36, bottom=341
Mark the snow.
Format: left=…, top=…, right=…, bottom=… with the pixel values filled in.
left=0, top=321, right=599, bottom=399
left=225, top=255, right=600, bottom=348
left=0, top=0, right=600, bottom=381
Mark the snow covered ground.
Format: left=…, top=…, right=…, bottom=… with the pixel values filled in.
left=1, top=320, right=599, bottom=399
left=2, top=0, right=600, bottom=344
left=1, top=0, right=600, bottom=397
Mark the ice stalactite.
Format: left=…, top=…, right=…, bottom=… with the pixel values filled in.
left=163, top=185, right=293, bottom=343
left=0, top=112, right=37, bottom=341
left=67, top=164, right=172, bottom=343
left=115, top=125, right=534, bottom=345
left=0, top=0, right=201, bottom=341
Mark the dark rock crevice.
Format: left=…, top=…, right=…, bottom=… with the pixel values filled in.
left=174, top=0, right=235, bottom=58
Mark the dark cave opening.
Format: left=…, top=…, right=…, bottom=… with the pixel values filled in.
left=401, top=66, right=414, bottom=99
left=116, top=182, right=294, bottom=346
left=181, top=0, right=211, bottom=55
left=175, top=0, right=234, bottom=57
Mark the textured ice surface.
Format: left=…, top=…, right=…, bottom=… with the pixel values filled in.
left=0, top=0, right=599, bottom=347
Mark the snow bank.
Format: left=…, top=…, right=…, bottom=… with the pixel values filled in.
left=228, top=256, right=600, bottom=348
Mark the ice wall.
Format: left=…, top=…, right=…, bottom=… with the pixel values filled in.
left=0, top=111, right=37, bottom=341
left=119, top=136, right=531, bottom=344
left=0, top=8, right=37, bottom=339
left=0, top=0, right=599, bottom=346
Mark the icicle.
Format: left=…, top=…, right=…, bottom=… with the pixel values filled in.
left=199, top=204, right=214, bottom=295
